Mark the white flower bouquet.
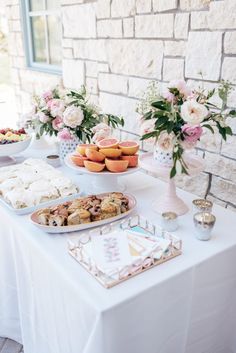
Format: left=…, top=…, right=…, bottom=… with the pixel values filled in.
left=30, top=86, right=124, bottom=143
left=139, top=80, right=236, bottom=177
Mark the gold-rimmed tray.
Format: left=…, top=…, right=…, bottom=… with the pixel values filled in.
left=67, top=215, right=182, bottom=288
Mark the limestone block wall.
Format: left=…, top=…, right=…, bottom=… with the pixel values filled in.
left=5, top=0, right=236, bottom=210
left=61, top=0, right=236, bottom=210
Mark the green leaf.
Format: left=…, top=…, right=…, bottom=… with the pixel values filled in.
left=229, top=110, right=236, bottom=117
left=140, top=131, right=157, bottom=140
left=170, top=166, right=176, bottom=178
left=225, top=126, right=233, bottom=136
left=143, top=111, right=153, bottom=120
left=202, top=124, right=214, bottom=134
left=166, top=121, right=175, bottom=133
left=151, top=100, right=170, bottom=111
left=207, top=89, right=215, bottom=99
left=39, top=125, right=45, bottom=136
left=155, top=116, right=168, bottom=127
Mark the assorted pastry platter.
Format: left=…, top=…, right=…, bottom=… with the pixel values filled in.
left=0, top=158, right=80, bottom=214
left=30, top=192, right=137, bottom=233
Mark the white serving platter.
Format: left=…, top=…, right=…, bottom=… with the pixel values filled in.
left=0, top=191, right=82, bottom=215
left=30, top=193, right=137, bottom=233
left=64, top=153, right=140, bottom=176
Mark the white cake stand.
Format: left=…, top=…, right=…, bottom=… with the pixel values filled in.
left=65, top=154, right=140, bottom=193
left=139, top=152, right=204, bottom=216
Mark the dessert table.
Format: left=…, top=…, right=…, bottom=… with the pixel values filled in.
left=1, top=149, right=236, bottom=353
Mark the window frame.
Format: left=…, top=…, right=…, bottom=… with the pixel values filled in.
left=20, top=0, right=62, bottom=75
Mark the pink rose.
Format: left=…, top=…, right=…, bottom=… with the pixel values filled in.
left=58, top=128, right=72, bottom=141
left=42, top=90, right=53, bottom=102
left=52, top=116, right=63, bottom=131
left=182, top=124, right=203, bottom=144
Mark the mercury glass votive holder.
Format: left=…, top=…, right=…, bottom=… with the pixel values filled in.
left=161, top=212, right=178, bottom=232
left=193, top=212, right=216, bottom=241
left=192, top=199, right=213, bottom=213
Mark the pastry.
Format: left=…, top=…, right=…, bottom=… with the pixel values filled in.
left=36, top=192, right=130, bottom=226
left=48, top=215, right=66, bottom=227
left=67, top=209, right=91, bottom=225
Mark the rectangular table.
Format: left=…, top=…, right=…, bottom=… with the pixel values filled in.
left=1, top=167, right=236, bottom=353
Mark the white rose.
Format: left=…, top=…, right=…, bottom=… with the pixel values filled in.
left=63, top=105, right=84, bottom=128
left=157, top=131, right=176, bottom=151
left=181, top=100, right=208, bottom=125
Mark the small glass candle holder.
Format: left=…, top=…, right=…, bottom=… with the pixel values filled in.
left=161, top=212, right=178, bottom=232
left=46, top=154, right=61, bottom=168
left=193, top=212, right=216, bottom=241
left=192, top=199, right=213, bottom=213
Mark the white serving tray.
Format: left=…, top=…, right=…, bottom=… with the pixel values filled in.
left=0, top=191, right=82, bottom=215
left=30, top=193, right=137, bottom=233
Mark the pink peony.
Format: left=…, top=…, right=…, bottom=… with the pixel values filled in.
left=52, top=116, right=63, bottom=131
left=47, top=99, right=65, bottom=117
left=58, top=128, right=72, bottom=141
left=182, top=124, right=203, bottom=143
left=42, top=90, right=53, bottom=102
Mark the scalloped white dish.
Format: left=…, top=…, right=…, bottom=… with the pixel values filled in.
left=30, top=193, right=137, bottom=233
left=0, top=136, right=32, bottom=157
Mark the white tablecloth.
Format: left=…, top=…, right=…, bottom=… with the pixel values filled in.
left=1, top=154, right=236, bottom=353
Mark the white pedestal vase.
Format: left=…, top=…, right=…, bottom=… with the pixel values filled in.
left=139, top=151, right=204, bottom=216
left=59, top=136, right=81, bottom=162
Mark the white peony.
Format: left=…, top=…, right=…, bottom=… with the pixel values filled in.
left=181, top=100, right=208, bottom=125
left=63, top=105, right=84, bottom=128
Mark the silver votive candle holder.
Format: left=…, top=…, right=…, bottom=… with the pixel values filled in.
left=161, top=212, right=178, bottom=232
left=193, top=212, right=216, bottom=241
left=192, top=199, right=213, bottom=213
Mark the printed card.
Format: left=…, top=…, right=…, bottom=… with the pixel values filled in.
left=91, top=231, right=132, bottom=270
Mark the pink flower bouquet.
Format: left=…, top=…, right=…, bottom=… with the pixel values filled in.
left=31, top=86, right=124, bottom=142
left=139, top=80, right=236, bottom=177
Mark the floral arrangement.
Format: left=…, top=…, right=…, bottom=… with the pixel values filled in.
left=31, top=86, right=124, bottom=143
left=138, top=80, right=236, bottom=177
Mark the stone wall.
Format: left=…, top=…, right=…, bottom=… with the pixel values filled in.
left=5, top=0, right=61, bottom=116
left=5, top=0, right=236, bottom=210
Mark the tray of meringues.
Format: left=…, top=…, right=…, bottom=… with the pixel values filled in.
left=30, top=192, right=137, bottom=233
